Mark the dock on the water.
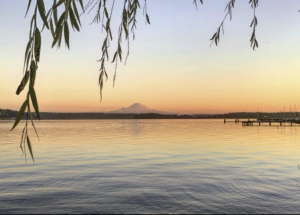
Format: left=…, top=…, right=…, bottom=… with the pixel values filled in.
left=224, top=118, right=300, bottom=126
left=224, top=119, right=240, bottom=123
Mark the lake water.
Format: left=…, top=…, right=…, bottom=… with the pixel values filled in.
left=1, top=119, right=300, bottom=213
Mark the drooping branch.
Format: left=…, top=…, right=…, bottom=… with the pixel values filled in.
left=96, top=0, right=115, bottom=101
left=210, top=0, right=236, bottom=47
left=193, top=0, right=203, bottom=11
left=249, top=0, right=259, bottom=50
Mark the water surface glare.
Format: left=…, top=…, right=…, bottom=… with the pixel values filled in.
left=1, top=119, right=300, bottom=213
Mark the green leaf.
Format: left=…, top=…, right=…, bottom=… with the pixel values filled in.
left=64, top=0, right=71, bottom=20
left=118, top=47, right=122, bottom=62
left=52, top=27, right=62, bottom=48
left=146, top=14, right=150, bottom=24
left=58, top=27, right=63, bottom=47
left=104, top=7, right=109, bottom=19
left=105, top=18, right=111, bottom=32
left=250, top=19, right=254, bottom=27
left=102, top=38, right=107, bottom=51
left=69, top=6, right=80, bottom=31
left=50, top=19, right=55, bottom=38
left=72, top=0, right=81, bottom=26
left=29, top=86, right=40, bottom=119
left=123, top=22, right=128, bottom=39
left=23, top=39, right=32, bottom=72
left=25, top=0, right=33, bottom=17
left=108, top=27, right=113, bottom=40
left=20, top=127, right=26, bottom=154
left=37, top=0, right=49, bottom=29
left=52, top=12, right=65, bottom=48
left=16, top=71, right=29, bottom=95
left=11, top=99, right=28, bottom=131
left=64, top=22, right=70, bottom=49
left=53, top=0, right=58, bottom=25
left=111, top=51, right=118, bottom=63
left=78, top=0, right=84, bottom=11
left=34, top=28, right=41, bottom=62
left=56, top=12, right=66, bottom=32
left=29, top=16, right=34, bottom=38
left=27, top=136, right=35, bottom=162
left=53, top=0, right=65, bottom=10
left=29, top=60, right=36, bottom=87
left=210, top=32, right=216, bottom=40
left=28, top=104, right=40, bottom=140
left=25, top=50, right=32, bottom=73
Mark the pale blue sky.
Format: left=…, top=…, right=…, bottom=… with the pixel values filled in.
left=1, top=1, right=300, bottom=113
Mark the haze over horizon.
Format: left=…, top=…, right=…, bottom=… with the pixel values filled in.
left=1, top=1, right=300, bottom=114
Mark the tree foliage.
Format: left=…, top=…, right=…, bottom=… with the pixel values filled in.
left=13, top=0, right=262, bottom=162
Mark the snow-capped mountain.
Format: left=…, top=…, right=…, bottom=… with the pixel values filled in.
left=108, top=103, right=174, bottom=114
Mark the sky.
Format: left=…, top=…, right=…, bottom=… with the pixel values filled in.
left=1, top=0, right=300, bottom=114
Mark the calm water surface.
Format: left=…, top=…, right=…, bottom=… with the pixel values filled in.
left=1, top=119, right=300, bottom=213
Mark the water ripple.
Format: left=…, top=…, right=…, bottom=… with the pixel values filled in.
left=1, top=119, right=300, bottom=213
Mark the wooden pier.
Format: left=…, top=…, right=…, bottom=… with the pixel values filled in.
left=242, top=120, right=299, bottom=126
left=224, top=119, right=240, bottom=123
left=224, top=118, right=300, bottom=126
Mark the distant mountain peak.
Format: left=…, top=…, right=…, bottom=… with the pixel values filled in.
left=108, top=103, right=174, bottom=114
left=127, top=103, right=151, bottom=110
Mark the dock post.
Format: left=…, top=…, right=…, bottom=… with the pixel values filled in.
left=224, top=119, right=226, bottom=124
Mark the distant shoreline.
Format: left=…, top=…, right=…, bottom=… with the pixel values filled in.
left=0, top=108, right=292, bottom=120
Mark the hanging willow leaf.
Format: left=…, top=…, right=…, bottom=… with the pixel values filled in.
left=56, top=12, right=66, bottom=33
left=111, top=51, right=118, bottom=63
left=29, top=60, right=36, bottom=87
left=69, top=6, right=80, bottom=31
left=78, top=0, right=84, bottom=11
left=23, top=39, right=32, bottom=72
left=104, top=7, right=109, bottom=19
left=26, top=136, right=35, bottom=162
left=28, top=108, right=40, bottom=140
left=64, top=22, right=70, bottom=49
left=146, top=14, right=150, bottom=24
left=123, top=22, right=128, bottom=39
left=64, top=0, right=71, bottom=20
left=34, top=28, right=41, bottom=62
left=16, top=70, right=30, bottom=95
left=53, top=0, right=65, bottom=10
left=29, top=86, right=40, bottom=119
left=29, top=16, right=34, bottom=39
left=20, top=127, right=26, bottom=154
left=52, top=12, right=65, bottom=47
left=25, top=50, right=32, bottom=73
left=37, top=0, right=49, bottom=29
left=72, top=0, right=81, bottom=26
left=58, top=27, right=63, bottom=47
left=53, top=0, right=58, bottom=25
left=25, top=0, right=33, bottom=17
left=50, top=19, right=55, bottom=38
left=11, top=99, right=28, bottom=131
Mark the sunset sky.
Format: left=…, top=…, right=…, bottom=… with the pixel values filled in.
left=1, top=0, right=300, bottom=114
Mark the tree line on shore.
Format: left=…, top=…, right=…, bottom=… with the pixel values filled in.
left=0, top=108, right=294, bottom=120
